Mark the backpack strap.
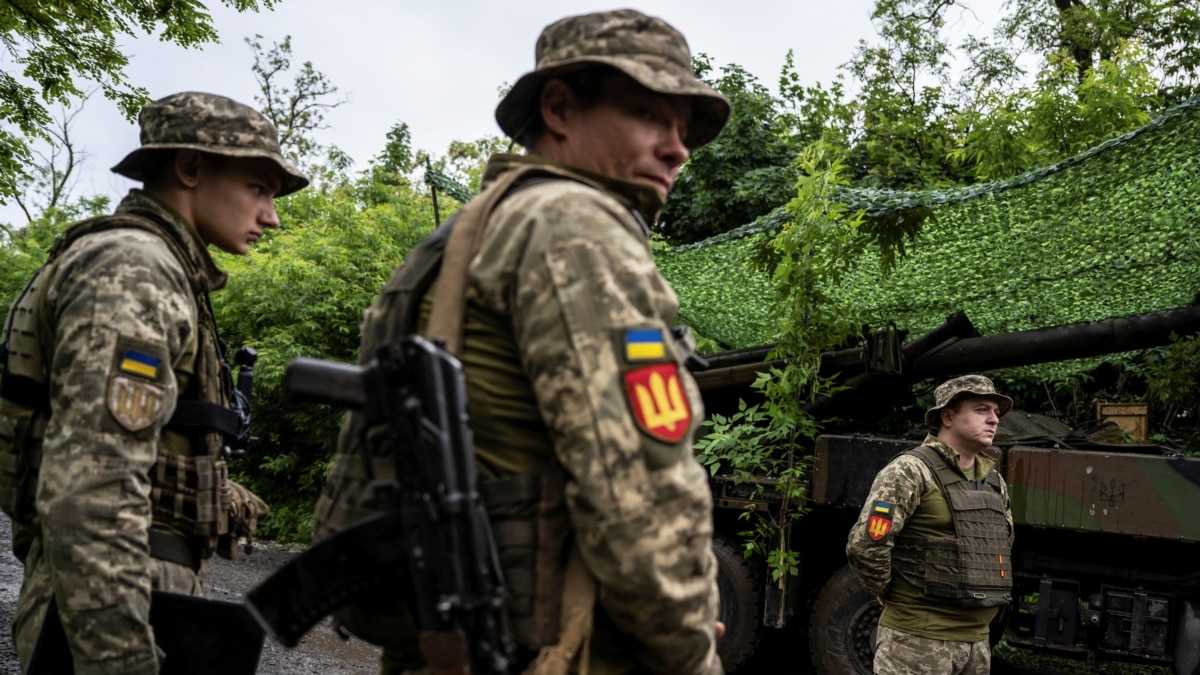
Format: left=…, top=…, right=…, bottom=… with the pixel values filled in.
left=423, top=165, right=603, bottom=670
left=425, top=166, right=584, bottom=356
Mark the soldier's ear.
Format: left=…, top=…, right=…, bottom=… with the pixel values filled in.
left=940, top=407, right=954, bottom=428
left=173, top=150, right=204, bottom=189
left=539, top=78, right=574, bottom=140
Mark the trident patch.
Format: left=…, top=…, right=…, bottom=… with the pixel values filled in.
left=107, top=375, right=165, bottom=432
left=623, top=363, right=691, bottom=443
left=866, top=500, right=893, bottom=541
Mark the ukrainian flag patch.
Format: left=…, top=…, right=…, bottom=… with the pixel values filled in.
left=623, top=328, right=665, bottom=362
left=119, top=349, right=161, bottom=379
left=873, top=501, right=891, bottom=515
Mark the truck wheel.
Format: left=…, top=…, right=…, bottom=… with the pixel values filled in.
left=809, top=564, right=880, bottom=675
left=713, top=534, right=762, bottom=673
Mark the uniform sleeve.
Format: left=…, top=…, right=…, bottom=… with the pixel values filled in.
left=845, top=456, right=930, bottom=599
left=37, top=232, right=194, bottom=675
left=505, top=192, right=720, bottom=674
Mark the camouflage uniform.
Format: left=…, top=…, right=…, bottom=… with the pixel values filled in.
left=846, top=376, right=1015, bottom=675
left=314, top=10, right=729, bottom=675
left=0, top=92, right=305, bottom=675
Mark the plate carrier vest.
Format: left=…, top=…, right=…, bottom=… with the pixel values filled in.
left=891, top=444, right=1014, bottom=608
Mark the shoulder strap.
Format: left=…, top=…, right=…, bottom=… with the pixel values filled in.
left=424, top=166, right=583, bottom=356
left=903, top=444, right=964, bottom=489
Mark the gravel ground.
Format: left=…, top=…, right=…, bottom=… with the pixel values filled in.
left=0, top=513, right=382, bottom=674
left=0, top=512, right=1169, bottom=674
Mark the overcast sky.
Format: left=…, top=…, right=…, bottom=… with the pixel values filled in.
left=3, top=0, right=1003, bottom=224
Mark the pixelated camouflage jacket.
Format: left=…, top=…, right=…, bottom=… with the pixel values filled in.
left=11, top=191, right=225, bottom=675
left=316, top=154, right=722, bottom=674
left=845, top=434, right=1012, bottom=599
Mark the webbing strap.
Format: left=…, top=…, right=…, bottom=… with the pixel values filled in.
left=423, top=165, right=599, bottom=666
left=166, top=400, right=240, bottom=439
left=523, top=547, right=596, bottom=675
left=148, top=528, right=199, bottom=572
left=424, top=166, right=537, bottom=357
left=0, top=373, right=49, bottom=414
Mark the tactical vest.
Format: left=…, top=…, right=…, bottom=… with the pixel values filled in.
left=891, top=445, right=1014, bottom=608
left=0, top=212, right=239, bottom=565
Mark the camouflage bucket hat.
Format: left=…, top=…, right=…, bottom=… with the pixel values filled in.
left=924, top=375, right=1014, bottom=426
left=495, top=9, right=731, bottom=149
left=111, top=92, right=309, bottom=197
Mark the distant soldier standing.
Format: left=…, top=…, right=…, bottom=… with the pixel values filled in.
left=846, top=375, right=1015, bottom=675
left=0, top=92, right=305, bottom=674
left=313, top=9, right=730, bottom=675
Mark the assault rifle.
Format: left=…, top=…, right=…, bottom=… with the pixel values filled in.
left=245, top=335, right=513, bottom=674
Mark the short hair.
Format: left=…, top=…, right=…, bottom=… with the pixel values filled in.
left=140, top=149, right=228, bottom=189
left=516, top=65, right=618, bottom=149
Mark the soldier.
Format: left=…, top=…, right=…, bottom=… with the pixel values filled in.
left=312, top=9, right=730, bottom=675
left=0, top=92, right=306, bottom=674
left=846, top=375, right=1015, bottom=675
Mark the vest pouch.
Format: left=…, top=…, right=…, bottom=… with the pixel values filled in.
left=0, top=405, right=45, bottom=528
left=944, top=487, right=1014, bottom=606
left=480, top=471, right=571, bottom=651
left=150, top=452, right=229, bottom=543
left=908, top=535, right=967, bottom=604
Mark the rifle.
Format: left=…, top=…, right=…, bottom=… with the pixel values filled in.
left=245, top=335, right=514, bottom=674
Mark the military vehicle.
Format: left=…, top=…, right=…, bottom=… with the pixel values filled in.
left=699, top=305, right=1200, bottom=675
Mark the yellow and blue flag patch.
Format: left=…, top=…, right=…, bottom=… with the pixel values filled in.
left=867, top=501, right=893, bottom=541
left=119, top=349, right=161, bottom=379
left=623, top=328, right=665, bottom=362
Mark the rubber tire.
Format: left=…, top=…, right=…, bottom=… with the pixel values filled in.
left=808, top=564, right=881, bottom=675
left=713, top=534, right=762, bottom=673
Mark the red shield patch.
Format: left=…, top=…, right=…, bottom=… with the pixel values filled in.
left=867, top=514, right=892, bottom=541
left=623, top=363, right=692, bottom=443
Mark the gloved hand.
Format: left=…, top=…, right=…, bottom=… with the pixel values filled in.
left=217, top=479, right=268, bottom=559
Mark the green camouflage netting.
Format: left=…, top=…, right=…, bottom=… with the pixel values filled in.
left=659, top=97, right=1200, bottom=367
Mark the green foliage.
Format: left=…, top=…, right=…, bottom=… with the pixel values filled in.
left=247, top=33, right=347, bottom=165
left=1000, top=0, right=1200, bottom=104
left=953, top=41, right=1160, bottom=181
left=841, top=0, right=971, bottom=189
left=660, top=95, right=1200, bottom=393
left=695, top=147, right=867, bottom=579
left=658, top=57, right=803, bottom=244
left=211, top=156, right=438, bottom=541
left=0, top=0, right=278, bottom=203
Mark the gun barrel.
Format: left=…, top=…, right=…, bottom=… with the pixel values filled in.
left=282, top=357, right=367, bottom=409
left=909, top=305, right=1200, bottom=377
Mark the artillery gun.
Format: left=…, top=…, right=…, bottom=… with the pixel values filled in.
left=700, top=305, right=1200, bottom=674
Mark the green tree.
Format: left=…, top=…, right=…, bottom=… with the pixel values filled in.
left=953, top=40, right=1159, bottom=180
left=695, top=145, right=868, bottom=578
left=0, top=0, right=280, bottom=203
left=1001, top=0, right=1200, bottom=103
left=212, top=165, right=438, bottom=540
left=838, top=0, right=974, bottom=188
left=247, top=34, right=347, bottom=164
left=658, top=57, right=804, bottom=244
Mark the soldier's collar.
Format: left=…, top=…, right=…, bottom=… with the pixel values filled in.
left=118, top=190, right=229, bottom=292
left=483, top=154, right=665, bottom=225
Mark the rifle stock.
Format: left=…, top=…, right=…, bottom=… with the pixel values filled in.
left=245, top=510, right=407, bottom=647
left=246, top=336, right=513, bottom=673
